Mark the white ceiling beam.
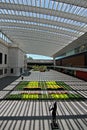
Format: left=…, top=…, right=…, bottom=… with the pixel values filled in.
left=0, top=22, right=80, bottom=37
left=2, top=27, right=72, bottom=39
left=0, top=14, right=86, bottom=32
left=7, top=36, right=69, bottom=45
left=2, top=28, right=72, bottom=43
left=3, top=28, right=72, bottom=41
left=0, top=3, right=87, bottom=23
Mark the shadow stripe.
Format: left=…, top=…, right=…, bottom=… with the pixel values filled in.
left=0, top=114, right=87, bottom=120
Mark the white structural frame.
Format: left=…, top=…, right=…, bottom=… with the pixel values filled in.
left=0, top=0, right=87, bottom=57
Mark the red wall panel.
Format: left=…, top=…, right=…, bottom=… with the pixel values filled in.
left=76, top=71, right=87, bottom=81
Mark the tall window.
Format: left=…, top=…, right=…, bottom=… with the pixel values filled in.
left=4, top=54, right=7, bottom=64
left=20, top=68, right=22, bottom=74
left=10, top=68, right=14, bottom=73
left=4, top=68, right=7, bottom=74
left=0, top=53, right=2, bottom=64
left=0, top=69, right=3, bottom=75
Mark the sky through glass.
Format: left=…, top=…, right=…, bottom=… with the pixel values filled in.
left=27, top=54, right=53, bottom=60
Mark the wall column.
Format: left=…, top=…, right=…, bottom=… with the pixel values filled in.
left=8, top=47, right=25, bottom=76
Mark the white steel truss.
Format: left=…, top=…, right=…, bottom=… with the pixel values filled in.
left=0, top=0, right=87, bottom=57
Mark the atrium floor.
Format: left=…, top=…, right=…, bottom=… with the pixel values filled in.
left=0, top=70, right=87, bottom=130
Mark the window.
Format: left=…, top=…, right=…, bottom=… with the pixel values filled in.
left=4, top=68, right=7, bottom=74
left=0, top=53, right=2, bottom=64
left=4, top=54, right=7, bottom=64
left=10, top=68, right=14, bottom=73
left=0, top=69, right=3, bottom=75
left=20, top=68, right=22, bottom=74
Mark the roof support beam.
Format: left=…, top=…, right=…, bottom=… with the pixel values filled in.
left=0, top=14, right=86, bottom=32
left=0, top=3, right=87, bottom=23
left=0, top=22, right=79, bottom=37
left=2, top=28, right=73, bottom=43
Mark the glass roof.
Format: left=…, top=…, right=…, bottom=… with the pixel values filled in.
left=0, top=0, right=87, bottom=56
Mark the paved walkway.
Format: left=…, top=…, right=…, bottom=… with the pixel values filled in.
left=0, top=70, right=87, bottom=130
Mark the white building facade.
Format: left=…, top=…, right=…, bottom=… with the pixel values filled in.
left=0, top=40, right=25, bottom=78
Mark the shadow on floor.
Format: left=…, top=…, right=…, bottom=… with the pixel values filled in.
left=0, top=76, right=19, bottom=91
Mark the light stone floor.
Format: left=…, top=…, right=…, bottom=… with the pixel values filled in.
left=0, top=70, right=87, bottom=130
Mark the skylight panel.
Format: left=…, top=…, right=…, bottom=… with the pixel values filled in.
left=47, top=15, right=50, bottom=20
left=51, top=2, right=87, bottom=17
left=29, top=12, right=32, bottom=17
left=40, top=0, right=44, bottom=8
left=48, top=0, right=50, bottom=8
left=33, top=12, right=37, bottom=17
left=46, top=15, right=50, bottom=20
left=13, top=0, right=19, bottom=4
left=45, top=0, right=49, bottom=8
left=46, top=0, right=50, bottom=8
left=18, top=11, right=22, bottom=15
left=25, top=11, right=29, bottom=17
left=26, top=0, right=31, bottom=5
left=1, top=0, right=87, bottom=16
left=0, top=9, right=5, bottom=14
left=59, top=18, right=64, bottom=22
left=37, top=0, right=41, bottom=7
left=49, top=0, right=54, bottom=9
left=1, top=0, right=9, bottom=3
left=58, top=2, right=63, bottom=11
left=37, top=13, right=39, bottom=17
left=8, top=0, right=12, bottom=3
left=53, top=1, right=58, bottom=10
left=83, top=9, right=87, bottom=16
left=32, top=0, right=35, bottom=6
left=84, top=24, right=87, bottom=28
left=54, top=16, right=57, bottom=21
left=30, top=0, right=33, bottom=6
left=11, top=10, right=15, bottom=15
left=78, top=8, right=87, bottom=17
left=40, top=14, right=43, bottom=18
left=50, top=15, right=53, bottom=20
left=1, top=19, right=80, bottom=34
left=4, top=20, right=81, bottom=33
left=39, top=0, right=41, bottom=6
left=0, top=1, right=87, bottom=39
left=0, top=31, right=12, bottom=44
left=7, top=10, right=11, bottom=14
left=1, top=8, right=86, bottom=28
left=69, top=5, right=77, bottom=14
left=65, top=4, right=71, bottom=12
left=63, top=18, right=68, bottom=23
left=61, top=3, right=67, bottom=12
left=74, top=6, right=81, bottom=14
left=55, top=17, right=85, bottom=27
left=80, top=8, right=85, bottom=16
left=25, top=0, right=28, bottom=6
left=44, top=14, right=46, bottom=19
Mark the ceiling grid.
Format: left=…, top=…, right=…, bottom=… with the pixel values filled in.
left=0, top=0, right=87, bottom=56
